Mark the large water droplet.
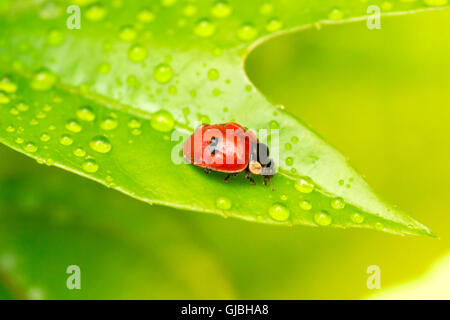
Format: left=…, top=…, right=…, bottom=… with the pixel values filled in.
left=85, top=4, right=107, bottom=21
left=269, top=203, right=290, bottom=222
left=89, top=136, right=112, bottom=153
left=101, top=117, right=118, bottom=131
left=76, top=106, right=96, bottom=122
left=331, top=197, right=345, bottom=210
left=0, top=76, right=18, bottom=93
left=351, top=212, right=364, bottom=224
left=151, top=110, right=175, bottom=132
left=31, top=70, right=56, bottom=91
left=119, top=25, right=137, bottom=42
left=211, top=1, right=232, bottom=18
left=153, top=63, right=174, bottom=84
left=24, top=142, right=38, bottom=153
left=128, top=44, right=148, bottom=63
left=294, top=178, right=314, bottom=194
left=238, top=23, right=257, bottom=41
left=328, top=8, right=343, bottom=20
left=65, top=119, right=82, bottom=133
left=82, top=158, right=99, bottom=173
left=314, top=211, right=332, bottom=226
left=299, top=200, right=312, bottom=211
left=194, top=19, right=216, bottom=37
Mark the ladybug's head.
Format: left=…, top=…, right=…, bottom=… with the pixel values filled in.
left=249, top=142, right=275, bottom=176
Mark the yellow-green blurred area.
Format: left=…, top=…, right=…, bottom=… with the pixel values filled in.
left=1, top=9, right=449, bottom=299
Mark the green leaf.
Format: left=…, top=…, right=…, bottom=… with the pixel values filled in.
left=0, top=0, right=444, bottom=236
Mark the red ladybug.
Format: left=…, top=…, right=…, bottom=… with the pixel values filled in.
left=183, top=123, right=275, bottom=189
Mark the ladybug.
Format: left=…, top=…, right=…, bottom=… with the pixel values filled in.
left=183, top=122, right=275, bottom=189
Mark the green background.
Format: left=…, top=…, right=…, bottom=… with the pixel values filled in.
left=0, top=8, right=449, bottom=299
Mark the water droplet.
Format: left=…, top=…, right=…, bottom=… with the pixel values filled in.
left=137, top=8, right=155, bottom=22
left=73, top=147, right=86, bottom=157
left=259, top=3, right=273, bottom=15
left=285, top=157, right=294, bottom=166
left=98, top=62, right=111, bottom=74
left=294, top=178, right=314, bottom=193
left=31, top=70, right=56, bottom=91
left=128, top=118, right=141, bottom=129
left=131, top=128, right=142, bottom=136
left=0, top=76, right=18, bottom=93
left=89, top=136, right=112, bottom=153
left=0, top=92, right=10, bottom=104
left=207, top=68, right=220, bottom=80
left=82, top=158, right=99, bottom=173
left=194, top=19, right=216, bottom=38
left=351, top=212, right=364, bottom=224
left=216, top=197, right=232, bottom=210
left=269, top=203, right=290, bottom=222
left=151, top=110, right=175, bottom=132
left=17, top=102, right=29, bottom=112
left=314, top=211, right=332, bottom=226
left=211, top=1, right=232, bottom=18
left=59, top=134, right=73, bottom=146
left=424, top=0, right=448, bottom=6
left=85, top=4, right=107, bottom=21
left=299, top=200, right=312, bottom=211
left=100, top=117, right=118, bottom=131
left=153, top=63, right=174, bottom=84
left=65, top=119, right=82, bottom=133
left=24, top=142, right=38, bottom=153
left=328, top=8, right=343, bottom=20
left=212, top=88, right=221, bottom=96
left=128, top=44, right=148, bottom=63
left=266, top=18, right=282, bottom=32
left=40, top=133, right=51, bottom=142
left=280, top=194, right=288, bottom=201
left=238, top=24, right=257, bottom=41
left=76, top=106, right=95, bottom=122
left=375, top=222, right=384, bottom=230
left=6, top=125, right=15, bottom=133
left=183, top=4, right=197, bottom=16
left=29, top=118, right=38, bottom=125
left=119, top=25, right=137, bottom=42
left=291, top=136, right=299, bottom=143
left=331, top=197, right=345, bottom=210
left=168, top=85, right=177, bottom=95
left=46, top=29, right=65, bottom=46
left=15, top=137, right=24, bottom=144
left=161, top=0, right=177, bottom=6
left=268, top=120, right=280, bottom=129
left=284, top=143, right=292, bottom=150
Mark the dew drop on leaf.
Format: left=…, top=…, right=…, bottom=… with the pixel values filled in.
left=82, top=158, right=99, bottom=173
left=216, top=197, right=232, bottom=210
left=31, top=70, right=56, bottom=91
left=85, top=4, right=107, bottom=21
left=294, top=178, right=315, bottom=194
left=266, top=18, right=282, bottom=32
left=237, top=23, right=257, bottom=41
left=0, top=92, right=10, bottom=104
left=137, top=9, right=155, bottom=23
left=119, top=25, right=137, bottom=42
left=128, top=44, right=148, bottom=63
left=59, top=134, right=73, bottom=146
left=194, top=19, right=216, bottom=38
left=40, top=133, right=51, bottom=142
left=314, top=211, right=332, bottom=226
left=351, top=212, right=364, bottom=224
left=211, top=1, right=232, bottom=18
left=100, top=117, right=118, bottom=131
left=89, top=136, right=112, bottom=154
left=46, top=29, right=65, bottom=46
left=65, top=119, right=83, bottom=133
left=151, top=110, right=175, bottom=132
left=299, top=200, right=312, bottom=211
left=207, top=68, right=220, bottom=80
left=24, top=142, right=38, bottom=153
left=269, top=203, right=290, bottom=222
left=331, top=197, right=345, bottom=210
left=0, top=76, right=18, bottom=93
left=76, top=106, right=96, bottom=122
left=153, top=63, right=174, bottom=84
left=328, top=8, right=343, bottom=20
left=73, top=147, right=86, bottom=157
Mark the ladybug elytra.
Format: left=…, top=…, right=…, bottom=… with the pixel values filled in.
left=183, top=123, right=275, bottom=189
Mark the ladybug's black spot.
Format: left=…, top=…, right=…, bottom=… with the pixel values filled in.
left=209, top=136, right=221, bottom=155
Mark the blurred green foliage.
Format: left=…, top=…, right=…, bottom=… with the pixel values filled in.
left=0, top=7, right=449, bottom=299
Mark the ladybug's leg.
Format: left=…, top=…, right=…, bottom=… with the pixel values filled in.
left=223, top=173, right=237, bottom=183
left=204, top=168, right=212, bottom=174
left=245, top=170, right=256, bottom=185
left=264, top=176, right=274, bottom=191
